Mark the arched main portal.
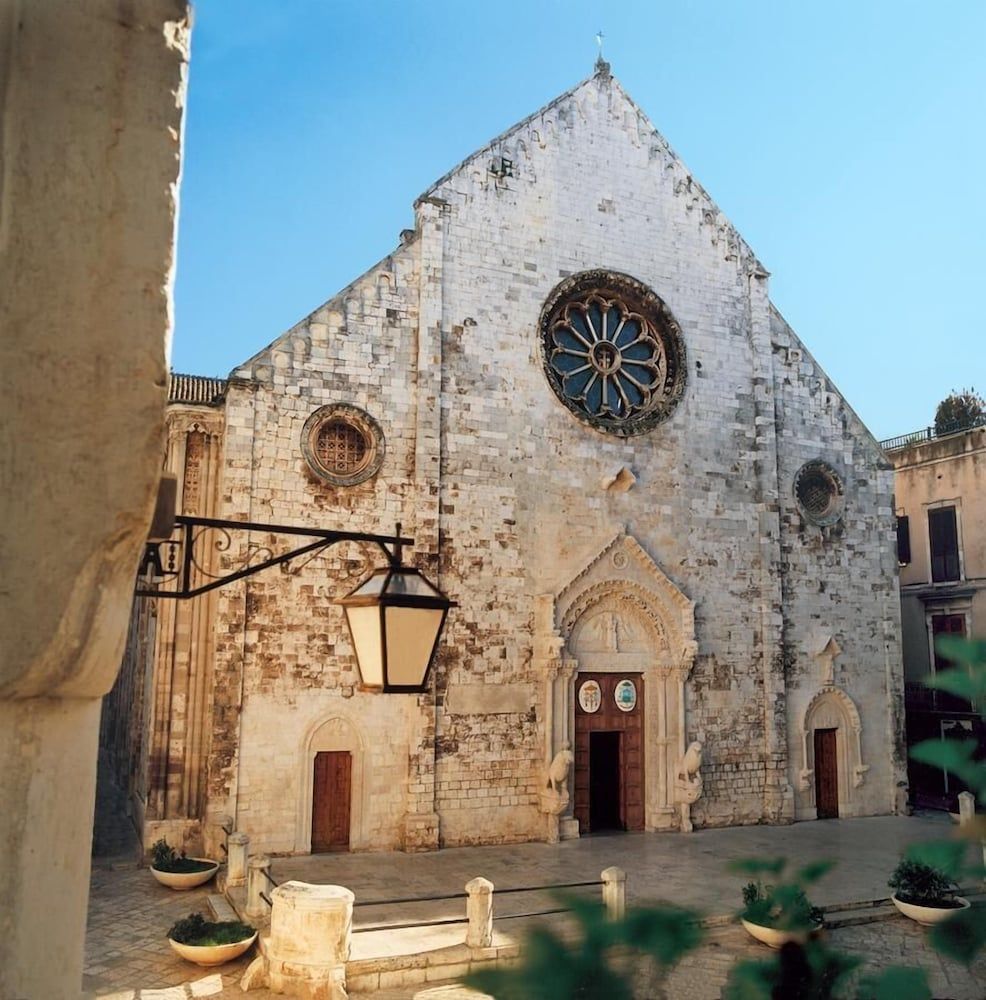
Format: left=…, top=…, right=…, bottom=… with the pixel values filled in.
left=537, top=533, right=697, bottom=835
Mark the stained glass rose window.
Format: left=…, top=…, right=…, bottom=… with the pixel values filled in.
left=539, top=271, right=686, bottom=436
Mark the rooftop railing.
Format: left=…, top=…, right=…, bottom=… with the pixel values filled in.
left=880, top=413, right=986, bottom=452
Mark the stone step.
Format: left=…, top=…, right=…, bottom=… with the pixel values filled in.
left=207, top=892, right=240, bottom=923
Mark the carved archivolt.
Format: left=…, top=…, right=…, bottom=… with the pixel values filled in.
left=799, top=686, right=869, bottom=801
left=565, top=584, right=669, bottom=653
left=555, top=532, right=696, bottom=670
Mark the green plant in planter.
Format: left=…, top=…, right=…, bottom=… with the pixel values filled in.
left=150, top=838, right=215, bottom=874
left=168, top=912, right=255, bottom=947
left=733, top=858, right=827, bottom=931
left=888, top=859, right=961, bottom=909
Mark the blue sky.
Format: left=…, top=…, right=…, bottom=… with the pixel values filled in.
left=174, top=0, right=984, bottom=440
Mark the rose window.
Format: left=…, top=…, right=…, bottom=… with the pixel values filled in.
left=301, top=404, right=385, bottom=487
left=539, top=271, right=686, bottom=436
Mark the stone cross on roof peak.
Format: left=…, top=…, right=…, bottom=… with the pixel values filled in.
left=595, top=30, right=611, bottom=77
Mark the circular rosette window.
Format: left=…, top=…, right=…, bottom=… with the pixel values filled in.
left=539, top=271, right=686, bottom=436
left=301, top=404, right=385, bottom=487
left=794, top=459, right=844, bottom=526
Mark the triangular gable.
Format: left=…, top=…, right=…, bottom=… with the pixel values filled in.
left=418, top=65, right=765, bottom=276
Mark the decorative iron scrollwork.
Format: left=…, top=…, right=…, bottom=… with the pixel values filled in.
left=135, top=515, right=409, bottom=600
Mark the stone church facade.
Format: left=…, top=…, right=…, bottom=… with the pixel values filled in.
left=104, top=64, right=908, bottom=857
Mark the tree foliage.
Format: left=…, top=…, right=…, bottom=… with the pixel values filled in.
left=934, top=387, right=985, bottom=435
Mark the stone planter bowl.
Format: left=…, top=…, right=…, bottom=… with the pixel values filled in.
left=150, top=859, right=220, bottom=890
left=891, top=893, right=970, bottom=926
left=169, top=931, right=258, bottom=967
left=740, top=918, right=820, bottom=950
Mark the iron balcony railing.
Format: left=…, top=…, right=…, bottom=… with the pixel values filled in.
left=880, top=413, right=986, bottom=453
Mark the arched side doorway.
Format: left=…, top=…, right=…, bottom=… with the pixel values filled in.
left=538, top=533, right=697, bottom=835
left=798, top=686, right=869, bottom=820
left=296, top=716, right=364, bottom=853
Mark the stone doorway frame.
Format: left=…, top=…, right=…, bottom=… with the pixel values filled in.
left=296, top=715, right=364, bottom=854
left=797, top=686, right=869, bottom=820
left=535, top=532, right=697, bottom=835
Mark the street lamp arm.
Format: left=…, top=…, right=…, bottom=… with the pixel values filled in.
left=135, top=515, right=412, bottom=600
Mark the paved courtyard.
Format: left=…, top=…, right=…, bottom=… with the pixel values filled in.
left=83, top=812, right=984, bottom=999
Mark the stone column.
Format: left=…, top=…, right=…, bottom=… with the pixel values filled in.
left=601, top=866, right=627, bottom=921
left=227, top=832, right=250, bottom=888
left=0, top=4, right=189, bottom=998
left=244, top=881, right=355, bottom=1000
left=465, top=877, right=494, bottom=948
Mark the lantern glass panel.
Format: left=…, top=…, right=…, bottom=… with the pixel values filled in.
left=384, top=605, right=444, bottom=687
left=350, top=570, right=388, bottom=597
left=345, top=604, right=384, bottom=689
left=386, top=570, right=441, bottom=598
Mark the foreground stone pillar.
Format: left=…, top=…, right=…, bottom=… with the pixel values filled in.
left=243, top=881, right=354, bottom=999
left=0, top=3, right=189, bottom=998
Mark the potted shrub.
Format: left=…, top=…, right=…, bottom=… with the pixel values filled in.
left=149, top=838, right=220, bottom=890
left=167, top=912, right=257, bottom=967
left=733, top=858, right=826, bottom=949
left=888, top=859, right=970, bottom=926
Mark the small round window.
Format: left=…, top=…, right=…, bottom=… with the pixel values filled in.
left=794, top=460, right=844, bottom=526
left=302, top=405, right=384, bottom=487
left=538, top=270, right=686, bottom=437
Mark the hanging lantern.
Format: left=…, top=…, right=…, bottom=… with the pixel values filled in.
left=339, top=563, right=455, bottom=693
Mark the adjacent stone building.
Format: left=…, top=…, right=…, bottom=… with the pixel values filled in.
left=103, top=63, right=908, bottom=857
left=883, top=416, right=986, bottom=810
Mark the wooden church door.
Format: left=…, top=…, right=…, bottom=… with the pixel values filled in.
left=312, top=750, right=352, bottom=852
left=814, top=729, right=839, bottom=819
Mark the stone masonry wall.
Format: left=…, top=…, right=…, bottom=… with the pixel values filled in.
left=426, top=70, right=784, bottom=840
left=207, top=247, right=435, bottom=854
left=188, top=67, right=903, bottom=853
left=769, top=310, right=907, bottom=818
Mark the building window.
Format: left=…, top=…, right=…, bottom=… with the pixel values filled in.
left=928, top=507, right=960, bottom=582
left=896, top=515, right=911, bottom=565
left=301, top=404, right=385, bottom=487
left=538, top=270, right=686, bottom=437
left=931, top=614, right=971, bottom=713
left=793, top=460, right=845, bottom=526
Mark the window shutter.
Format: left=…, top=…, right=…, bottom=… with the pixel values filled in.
left=896, top=515, right=911, bottom=565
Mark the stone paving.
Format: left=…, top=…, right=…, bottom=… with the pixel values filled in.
left=83, top=814, right=985, bottom=999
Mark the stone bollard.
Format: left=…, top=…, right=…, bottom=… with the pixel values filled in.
left=264, top=881, right=354, bottom=999
left=246, top=855, right=271, bottom=920
left=601, top=867, right=626, bottom=921
left=465, top=877, right=494, bottom=949
left=204, top=810, right=233, bottom=861
left=957, top=791, right=975, bottom=828
left=227, top=832, right=250, bottom=888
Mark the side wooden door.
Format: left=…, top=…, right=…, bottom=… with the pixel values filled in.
left=814, top=729, right=839, bottom=819
left=312, top=750, right=352, bottom=852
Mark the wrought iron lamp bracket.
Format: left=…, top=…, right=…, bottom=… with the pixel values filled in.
left=135, top=515, right=410, bottom=600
